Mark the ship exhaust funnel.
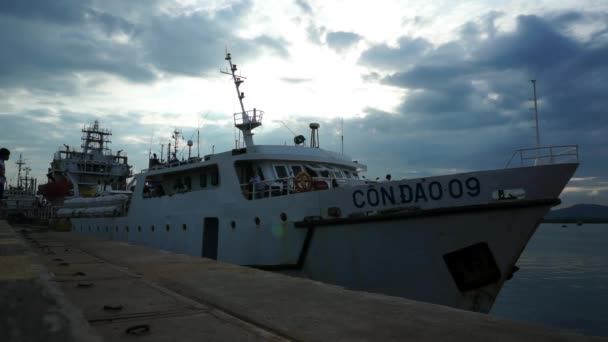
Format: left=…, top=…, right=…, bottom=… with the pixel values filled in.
left=310, top=123, right=320, bottom=148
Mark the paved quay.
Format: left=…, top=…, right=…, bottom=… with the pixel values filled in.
left=1, top=220, right=606, bottom=342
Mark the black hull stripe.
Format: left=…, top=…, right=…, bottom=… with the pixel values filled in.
left=294, top=198, right=561, bottom=228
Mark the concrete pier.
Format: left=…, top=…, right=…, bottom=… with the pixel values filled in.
left=1, top=220, right=605, bottom=341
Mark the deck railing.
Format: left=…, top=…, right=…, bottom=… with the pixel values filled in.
left=505, top=145, right=579, bottom=168
left=241, top=176, right=357, bottom=200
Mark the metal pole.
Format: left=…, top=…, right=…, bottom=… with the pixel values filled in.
left=531, top=80, right=540, bottom=148
left=341, top=118, right=344, bottom=154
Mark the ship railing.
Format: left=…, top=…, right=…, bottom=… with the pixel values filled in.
left=234, top=109, right=263, bottom=130
left=241, top=176, right=357, bottom=200
left=505, top=145, right=579, bottom=168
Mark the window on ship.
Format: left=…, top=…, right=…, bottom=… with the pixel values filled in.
left=142, top=164, right=219, bottom=198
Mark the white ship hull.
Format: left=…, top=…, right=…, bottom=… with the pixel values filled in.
left=299, top=205, right=550, bottom=312
left=68, top=160, right=577, bottom=312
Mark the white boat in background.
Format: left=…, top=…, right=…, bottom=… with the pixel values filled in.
left=61, top=53, right=579, bottom=312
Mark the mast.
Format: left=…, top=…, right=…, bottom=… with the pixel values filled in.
left=15, top=153, right=25, bottom=189
left=81, top=120, right=111, bottom=155
left=171, top=129, right=182, bottom=161
left=531, top=80, right=541, bottom=148
left=221, top=52, right=262, bottom=148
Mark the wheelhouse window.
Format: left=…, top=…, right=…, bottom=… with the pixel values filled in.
left=210, top=170, right=219, bottom=186
left=274, top=165, right=288, bottom=179
left=200, top=173, right=207, bottom=188
left=291, top=165, right=303, bottom=176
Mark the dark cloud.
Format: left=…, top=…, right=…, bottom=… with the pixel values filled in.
left=476, top=15, right=580, bottom=72
left=326, top=31, right=362, bottom=52
left=359, top=37, right=432, bottom=70
left=0, top=0, right=288, bottom=92
left=362, top=12, right=608, bottom=132
left=356, top=11, right=608, bottom=204
left=0, top=0, right=88, bottom=24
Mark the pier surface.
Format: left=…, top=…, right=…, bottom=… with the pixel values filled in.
left=1, top=220, right=605, bottom=341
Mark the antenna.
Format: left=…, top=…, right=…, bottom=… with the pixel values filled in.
left=341, top=117, right=344, bottom=154
left=187, top=139, right=193, bottom=159
left=531, top=80, right=541, bottom=148
left=15, top=153, right=25, bottom=189
left=310, top=123, right=320, bottom=148
left=197, top=117, right=201, bottom=158
left=171, top=128, right=182, bottom=161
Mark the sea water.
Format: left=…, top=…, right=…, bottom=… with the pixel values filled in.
left=492, top=223, right=608, bottom=337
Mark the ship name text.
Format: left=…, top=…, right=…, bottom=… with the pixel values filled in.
left=352, top=177, right=481, bottom=208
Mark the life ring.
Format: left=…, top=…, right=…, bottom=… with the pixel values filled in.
left=294, top=172, right=312, bottom=192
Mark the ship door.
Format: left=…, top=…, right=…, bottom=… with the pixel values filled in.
left=202, top=217, right=219, bottom=260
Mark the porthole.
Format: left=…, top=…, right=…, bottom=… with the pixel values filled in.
left=97, top=226, right=100, bottom=231
left=105, top=227, right=108, bottom=232
left=230, top=221, right=236, bottom=229
left=280, top=212, right=287, bottom=222
left=182, top=224, right=187, bottom=231
left=138, top=226, right=141, bottom=232
left=166, top=224, right=170, bottom=232
left=151, top=225, right=155, bottom=232
left=254, top=217, right=260, bottom=225
left=115, top=226, right=118, bottom=232
left=126, top=226, right=129, bottom=232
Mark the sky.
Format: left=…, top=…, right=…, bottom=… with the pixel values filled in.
left=0, top=0, right=607, bottom=207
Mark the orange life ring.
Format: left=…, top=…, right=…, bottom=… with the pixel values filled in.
left=294, top=172, right=312, bottom=192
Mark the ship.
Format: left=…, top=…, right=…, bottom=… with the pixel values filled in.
left=0, top=154, right=46, bottom=221
left=38, top=121, right=132, bottom=204
left=57, top=53, right=579, bottom=313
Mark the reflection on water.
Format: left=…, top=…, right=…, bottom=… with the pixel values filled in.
left=492, top=223, right=608, bottom=337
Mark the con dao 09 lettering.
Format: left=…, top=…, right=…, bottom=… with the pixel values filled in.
left=352, top=177, right=480, bottom=208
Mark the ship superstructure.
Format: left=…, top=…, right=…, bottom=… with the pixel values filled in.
left=58, top=53, right=579, bottom=313
left=38, top=121, right=132, bottom=203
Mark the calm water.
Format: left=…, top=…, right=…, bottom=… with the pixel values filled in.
left=492, top=223, right=608, bottom=337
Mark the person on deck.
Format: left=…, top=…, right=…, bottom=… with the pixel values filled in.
left=249, top=171, right=263, bottom=199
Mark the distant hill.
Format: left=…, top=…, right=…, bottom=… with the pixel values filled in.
left=544, top=204, right=608, bottom=223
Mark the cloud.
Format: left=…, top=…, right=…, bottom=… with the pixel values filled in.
left=359, top=12, right=608, bottom=135
left=294, top=0, right=312, bottom=15
left=0, top=0, right=289, bottom=93
left=1, top=3, right=606, bottom=208
left=306, top=23, right=326, bottom=45
left=281, top=77, right=312, bottom=84
left=353, top=10, right=608, bottom=204
left=325, top=31, right=362, bottom=52
left=359, top=37, right=432, bottom=70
